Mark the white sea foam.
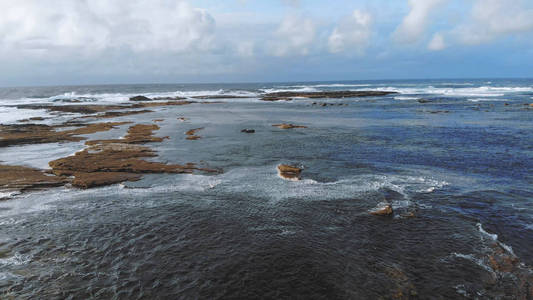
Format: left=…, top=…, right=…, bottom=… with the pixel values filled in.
left=0, top=252, right=31, bottom=267
left=356, top=86, right=533, bottom=97
left=477, top=223, right=515, bottom=256
left=452, top=253, right=494, bottom=273
left=260, top=87, right=319, bottom=94
left=394, top=96, right=419, bottom=101
left=137, top=166, right=449, bottom=203
left=0, top=106, right=50, bottom=124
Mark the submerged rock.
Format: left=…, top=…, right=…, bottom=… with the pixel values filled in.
left=418, top=99, right=431, bottom=103
left=369, top=203, right=394, bottom=216
left=277, top=164, right=302, bottom=181
left=185, top=128, right=204, bottom=140
left=241, top=129, right=255, bottom=133
left=129, top=95, right=152, bottom=101
left=272, top=123, right=307, bottom=129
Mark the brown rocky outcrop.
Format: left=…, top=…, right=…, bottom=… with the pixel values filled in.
left=49, top=123, right=217, bottom=188
left=0, top=164, right=67, bottom=197
left=0, top=122, right=130, bottom=147
left=85, top=124, right=165, bottom=145
left=272, top=123, right=307, bottom=129
left=277, top=164, right=302, bottom=181
left=185, top=128, right=204, bottom=140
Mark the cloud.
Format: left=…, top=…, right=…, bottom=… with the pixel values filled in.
left=0, top=0, right=216, bottom=56
left=393, top=0, right=447, bottom=44
left=428, top=33, right=446, bottom=51
left=455, top=0, right=533, bottom=45
left=328, top=10, right=373, bottom=55
left=270, top=14, right=316, bottom=57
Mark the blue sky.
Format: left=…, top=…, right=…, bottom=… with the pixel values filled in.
left=1, top=0, right=533, bottom=86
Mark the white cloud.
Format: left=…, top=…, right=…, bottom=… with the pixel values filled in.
left=270, top=15, right=316, bottom=57
left=428, top=33, right=446, bottom=51
left=0, top=0, right=216, bottom=55
left=328, top=10, right=373, bottom=55
left=393, top=0, right=447, bottom=44
left=455, top=0, right=533, bottom=45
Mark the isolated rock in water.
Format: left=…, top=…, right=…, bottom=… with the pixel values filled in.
left=277, top=164, right=302, bottom=181
left=272, top=123, right=307, bottom=129
left=177, top=117, right=188, bottom=122
left=185, top=128, right=204, bottom=140
left=529, top=103, right=533, bottom=107
left=241, top=129, right=255, bottom=133
left=369, top=203, right=394, bottom=216
left=129, top=95, right=152, bottom=101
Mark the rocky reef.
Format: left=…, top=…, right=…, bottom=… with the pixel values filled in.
left=261, top=90, right=396, bottom=101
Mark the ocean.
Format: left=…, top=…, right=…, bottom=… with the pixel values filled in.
left=1, top=78, right=532, bottom=298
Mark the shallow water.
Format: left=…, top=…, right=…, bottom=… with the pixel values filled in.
left=1, top=79, right=533, bottom=299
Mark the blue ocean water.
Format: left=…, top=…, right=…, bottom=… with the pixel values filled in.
left=0, top=79, right=532, bottom=298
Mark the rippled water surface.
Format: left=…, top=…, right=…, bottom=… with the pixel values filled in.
left=1, top=79, right=533, bottom=299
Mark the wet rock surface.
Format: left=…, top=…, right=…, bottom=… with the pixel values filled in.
left=272, top=123, right=308, bottom=129
left=185, top=128, right=204, bottom=140
left=369, top=203, right=394, bottom=216
left=241, top=129, right=255, bottom=133
left=0, top=164, right=67, bottom=197
left=49, top=124, right=217, bottom=188
left=277, top=164, right=302, bottom=181
left=129, top=95, right=152, bottom=101
left=261, top=90, right=396, bottom=101
left=0, top=122, right=130, bottom=147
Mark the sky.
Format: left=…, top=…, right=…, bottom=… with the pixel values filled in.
left=1, top=0, right=533, bottom=86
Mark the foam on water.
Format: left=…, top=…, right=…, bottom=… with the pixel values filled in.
left=477, top=223, right=515, bottom=256
left=260, top=87, right=319, bottom=94
left=355, top=86, right=533, bottom=97
left=452, top=253, right=495, bottom=273
left=0, top=106, right=50, bottom=124
left=134, top=166, right=449, bottom=204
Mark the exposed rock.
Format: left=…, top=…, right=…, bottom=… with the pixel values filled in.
left=0, top=122, right=130, bottom=147
left=185, top=128, right=204, bottom=140
left=153, top=96, right=187, bottom=101
left=261, top=91, right=396, bottom=101
left=29, top=117, right=45, bottom=121
left=241, top=129, right=255, bottom=133
left=85, top=124, right=165, bottom=145
left=529, top=103, right=533, bottom=107
left=261, top=96, right=293, bottom=102
left=0, top=164, right=67, bottom=196
left=177, top=117, right=188, bottom=122
left=272, top=123, right=307, bottom=129
left=192, top=95, right=250, bottom=99
left=49, top=143, right=204, bottom=188
left=129, top=95, right=152, bottom=101
left=418, top=99, right=431, bottom=103
left=277, top=164, right=302, bottom=181
left=83, top=110, right=153, bottom=119
left=153, top=119, right=164, bottom=122
left=17, top=104, right=128, bottom=114
left=71, top=172, right=142, bottom=189
left=369, top=203, right=394, bottom=216
left=131, top=101, right=194, bottom=108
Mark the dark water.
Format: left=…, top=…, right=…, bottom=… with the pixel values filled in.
left=1, top=79, right=532, bottom=299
